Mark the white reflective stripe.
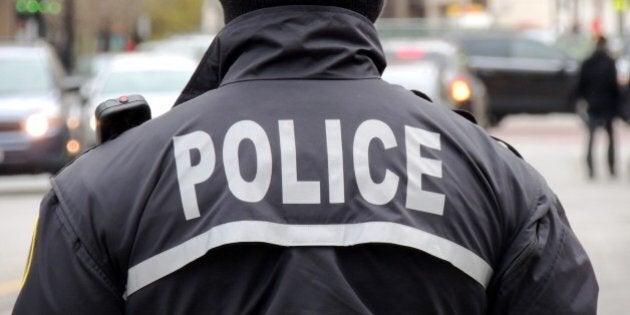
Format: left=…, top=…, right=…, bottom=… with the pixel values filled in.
left=125, top=221, right=493, bottom=297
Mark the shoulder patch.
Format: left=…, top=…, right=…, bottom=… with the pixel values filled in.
left=21, top=217, right=39, bottom=286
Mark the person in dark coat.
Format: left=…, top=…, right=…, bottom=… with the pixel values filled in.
left=576, top=35, right=621, bottom=179
left=14, top=1, right=598, bottom=314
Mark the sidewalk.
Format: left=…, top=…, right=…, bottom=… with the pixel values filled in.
left=492, top=114, right=630, bottom=315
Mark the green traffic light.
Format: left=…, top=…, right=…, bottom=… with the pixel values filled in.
left=26, top=0, right=41, bottom=14
left=46, top=2, right=61, bottom=15
left=15, top=0, right=28, bottom=13
left=15, top=0, right=62, bottom=15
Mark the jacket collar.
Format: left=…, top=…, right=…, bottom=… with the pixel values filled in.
left=175, top=5, right=386, bottom=105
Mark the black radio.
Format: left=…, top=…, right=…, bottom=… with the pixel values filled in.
left=95, top=94, right=151, bottom=144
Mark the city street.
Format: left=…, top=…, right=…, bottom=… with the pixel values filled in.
left=0, top=114, right=628, bottom=314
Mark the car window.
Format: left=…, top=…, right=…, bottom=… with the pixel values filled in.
left=512, top=39, right=564, bottom=60
left=0, top=57, right=52, bottom=95
left=100, top=70, right=191, bottom=94
left=459, top=38, right=510, bottom=58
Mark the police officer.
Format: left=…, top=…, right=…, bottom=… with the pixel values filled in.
left=14, top=1, right=597, bottom=314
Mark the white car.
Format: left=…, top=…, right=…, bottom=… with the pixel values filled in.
left=381, top=39, right=489, bottom=127
left=80, top=52, right=197, bottom=147
left=382, top=61, right=442, bottom=104
left=137, top=33, right=215, bottom=63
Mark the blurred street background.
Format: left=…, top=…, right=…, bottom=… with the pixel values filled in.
left=1, top=0, right=630, bottom=314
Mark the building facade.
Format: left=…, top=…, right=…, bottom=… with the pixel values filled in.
left=2, top=0, right=629, bottom=68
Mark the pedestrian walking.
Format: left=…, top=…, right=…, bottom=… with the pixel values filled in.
left=576, top=35, right=621, bottom=179
left=13, top=1, right=598, bottom=314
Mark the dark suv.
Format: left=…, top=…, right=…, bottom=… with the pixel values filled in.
left=452, top=32, right=580, bottom=125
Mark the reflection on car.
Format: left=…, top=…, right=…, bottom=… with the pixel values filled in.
left=0, top=40, right=82, bottom=174
left=451, top=31, right=580, bottom=125
left=137, top=33, right=214, bottom=63
left=381, top=39, right=489, bottom=127
left=79, top=52, right=197, bottom=147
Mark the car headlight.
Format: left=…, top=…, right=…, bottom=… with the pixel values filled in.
left=23, top=111, right=62, bottom=138
left=24, top=113, right=50, bottom=137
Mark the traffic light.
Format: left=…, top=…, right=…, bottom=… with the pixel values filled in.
left=15, top=0, right=62, bottom=16
left=614, top=0, right=629, bottom=11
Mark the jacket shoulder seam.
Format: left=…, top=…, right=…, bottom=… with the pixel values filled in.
left=50, top=179, right=121, bottom=295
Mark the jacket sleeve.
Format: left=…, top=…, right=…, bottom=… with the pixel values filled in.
left=487, top=187, right=598, bottom=315
left=12, top=191, right=124, bottom=315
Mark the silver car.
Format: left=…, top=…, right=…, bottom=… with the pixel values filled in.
left=382, top=38, right=489, bottom=127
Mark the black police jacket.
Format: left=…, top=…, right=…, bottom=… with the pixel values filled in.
left=14, top=5, right=597, bottom=315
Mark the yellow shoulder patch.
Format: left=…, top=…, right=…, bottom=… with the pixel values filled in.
left=21, top=216, right=39, bottom=286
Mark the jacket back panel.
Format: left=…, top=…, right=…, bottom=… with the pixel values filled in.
left=53, top=78, right=535, bottom=314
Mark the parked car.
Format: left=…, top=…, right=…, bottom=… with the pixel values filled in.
left=381, top=38, right=489, bottom=126
left=450, top=31, right=580, bottom=125
left=0, top=41, right=82, bottom=174
left=79, top=52, right=197, bottom=147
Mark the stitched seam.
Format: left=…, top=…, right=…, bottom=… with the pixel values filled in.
left=52, top=204, right=121, bottom=297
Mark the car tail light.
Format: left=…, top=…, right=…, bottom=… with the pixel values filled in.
left=66, top=139, right=81, bottom=155
left=66, top=116, right=80, bottom=130
left=395, top=48, right=425, bottom=60
left=450, top=77, right=472, bottom=103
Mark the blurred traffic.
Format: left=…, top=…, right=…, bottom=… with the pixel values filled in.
left=2, top=1, right=630, bottom=175
left=77, top=52, right=197, bottom=146
left=0, top=37, right=205, bottom=175
left=450, top=30, right=581, bottom=125
left=381, top=38, right=489, bottom=126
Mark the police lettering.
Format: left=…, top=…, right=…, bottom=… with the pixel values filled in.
left=173, top=119, right=445, bottom=221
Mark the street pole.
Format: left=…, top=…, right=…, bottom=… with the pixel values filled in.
left=393, top=0, right=409, bottom=18
left=62, top=0, right=74, bottom=71
left=573, top=0, right=580, bottom=32
left=426, top=0, right=440, bottom=29
left=614, top=0, right=628, bottom=37
left=619, top=10, right=625, bottom=37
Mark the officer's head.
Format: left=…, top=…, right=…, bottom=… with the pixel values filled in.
left=220, top=0, right=385, bottom=23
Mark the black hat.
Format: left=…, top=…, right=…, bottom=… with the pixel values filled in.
left=220, top=0, right=385, bottom=23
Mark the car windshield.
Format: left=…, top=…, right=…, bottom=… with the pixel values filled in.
left=100, top=70, right=191, bottom=94
left=0, top=57, right=52, bottom=95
